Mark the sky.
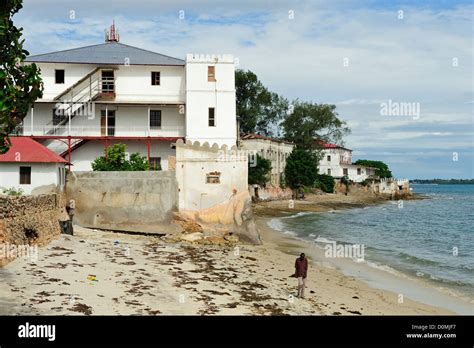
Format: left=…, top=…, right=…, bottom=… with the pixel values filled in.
left=15, top=0, right=473, bottom=179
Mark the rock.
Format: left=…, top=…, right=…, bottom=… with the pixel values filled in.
left=203, top=236, right=226, bottom=245
left=180, top=232, right=203, bottom=242
left=224, top=234, right=239, bottom=244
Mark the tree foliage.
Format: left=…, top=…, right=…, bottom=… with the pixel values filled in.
left=91, top=143, right=150, bottom=171
left=284, top=148, right=318, bottom=189
left=353, top=159, right=392, bottom=178
left=248, top=154, right=272, bottom=186
left=314, top=174, right=335, bottom=193
left=0, top=0, right=43, bottom=153
left=282, top=101, right=350, bottom=150
left=236, top=69, right=288, bottom=137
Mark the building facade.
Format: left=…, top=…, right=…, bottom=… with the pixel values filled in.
left=240, top=133, right=294, bottom=187
left=0, top=137, right=67, bottom=195
left=19, top=24, right=237, bottom=171
left=318, top=142, right=376, bottom=182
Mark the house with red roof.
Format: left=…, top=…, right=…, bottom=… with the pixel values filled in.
left=241, top=134, right=377, bottom=186
left=0, top=137, right=67, bottom=195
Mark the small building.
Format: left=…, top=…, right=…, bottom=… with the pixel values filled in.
left=317, top=142, right=376, bottom=182
left=240, top=133, right=294, bottom=187
left=0, top=137, right=67, bottom=195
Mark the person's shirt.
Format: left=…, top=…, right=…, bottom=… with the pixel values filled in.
left=295, top=257, right=308, bottom=278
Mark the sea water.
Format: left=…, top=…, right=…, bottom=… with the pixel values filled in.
left=271, top=184, right=474, bottom=300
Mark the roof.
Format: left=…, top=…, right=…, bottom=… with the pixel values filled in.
left=25, top=42, right=185, bottom=66
left=0, top=137, right=68, bottom=164
left=315, top=140, right=352, bottom=151
left=240, top=133, right=294, bottom=145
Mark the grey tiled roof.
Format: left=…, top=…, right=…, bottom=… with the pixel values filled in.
left=25, top=42, right=185, bottom=66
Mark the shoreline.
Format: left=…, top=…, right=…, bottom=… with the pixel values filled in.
left=253, top=192, right=473, bottom=315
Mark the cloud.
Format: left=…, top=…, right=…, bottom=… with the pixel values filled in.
left=15, top=0, right=474, bottom=178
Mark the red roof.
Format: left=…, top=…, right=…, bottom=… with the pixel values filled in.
left=315, top=140, right=352, bottom=151
left=0, top=137, right=68, bottom=163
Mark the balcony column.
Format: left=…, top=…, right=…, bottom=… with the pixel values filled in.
left=30, top=105, right=34, bottom=135
left=147, top=106, right=150, bottom=136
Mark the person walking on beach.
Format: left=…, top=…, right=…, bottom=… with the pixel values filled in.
left=295, top=253, right=308, bottom=298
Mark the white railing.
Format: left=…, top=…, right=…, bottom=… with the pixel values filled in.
left=22, top=125, right=185, bottom=137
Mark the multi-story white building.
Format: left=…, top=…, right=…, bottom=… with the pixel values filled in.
left=20, top=24, right=237, bottom=171
left=317, top=142, right=376, bottom=182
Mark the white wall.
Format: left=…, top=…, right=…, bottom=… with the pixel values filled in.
left=68, top=140, right=176, bottom=171
left=0, top=162, right=63, bottom=195
left=176, top=140, right=247, bottom=210
left=318, top=148, right=352, bottom=178
left=185, top=54, right=237, bottom=147
left=34, top=62, right=185, bottom=104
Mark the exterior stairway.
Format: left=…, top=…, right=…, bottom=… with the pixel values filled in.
left=44, top=67, right=115, bottom=135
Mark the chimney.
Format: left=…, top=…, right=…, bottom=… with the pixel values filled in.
left=105, top=20, right=119, bottom=42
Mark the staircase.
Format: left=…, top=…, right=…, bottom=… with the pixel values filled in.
left=44, top=67, right=115, bottom=135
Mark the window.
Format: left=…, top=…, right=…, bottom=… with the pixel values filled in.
left=357, top=168, right=362, bottom=175
left=150, top=110, right=162, bottom=129
left=19, top=166, right=31, bottom=185
left=206, top=171, right=221, bottom=184
left=208, top=107, right=215, bottom=127
left=343, top=168, right=348, bottom=176
left=149, top=157, right=161, bottom=170
left=208, top=66, right=216, bottom=82
left=55, top=69, right=65, bottom=84
left=327, top=155, right=331, bottom=162
left=151, top=71, right=160, bottom=86
left=327, top=168, right=331, bottom=175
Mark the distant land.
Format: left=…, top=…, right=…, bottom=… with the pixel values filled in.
left=410, top=179, right=474, bottom=185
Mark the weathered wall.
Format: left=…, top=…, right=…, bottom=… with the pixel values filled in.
left=176, top=139, right=260, bottom=244
left=248, top=185, right=293, bottom=201
left=66, top=171, right=179, bottom=233
left=0, top=194, right=65, bottom=266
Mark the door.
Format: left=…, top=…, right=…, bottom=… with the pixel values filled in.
left=100, top=110, right=115, bottom=136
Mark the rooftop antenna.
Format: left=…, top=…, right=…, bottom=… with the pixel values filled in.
left=105, top=20, right=119, bottom=42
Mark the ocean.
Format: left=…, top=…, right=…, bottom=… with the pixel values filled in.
left=269, top=184, right=474, bottom=300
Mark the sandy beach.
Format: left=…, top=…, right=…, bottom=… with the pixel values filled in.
left=0, top=192, right=462, bottom=315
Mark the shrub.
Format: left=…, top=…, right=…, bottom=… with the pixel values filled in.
left=2, top=187, right=23, bottom=196
left=91, top=143, right=150, bottom=171
left=315, top=174, right=335, bottom=193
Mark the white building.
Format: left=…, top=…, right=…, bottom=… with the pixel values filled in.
left=317, top=142, right=376, bottom=182
left=0, top=137, right=67, bottom=195
left=241, top=135, right=376, bottom=185
left=20, top=23, right=237, bottom=171
left=240, top=133, right=294, bottom=187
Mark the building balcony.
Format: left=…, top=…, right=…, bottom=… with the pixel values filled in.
left=22, top=125, right=185, bottom=138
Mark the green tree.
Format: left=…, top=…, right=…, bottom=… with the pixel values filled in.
left=0, top=0, right=43, bottom=154
left=284, top=148, right=318, bottom=189
left=236, top=69, right=288, bottom=136
left=353, top=159, right=392, bottom=178
left=283, top=101, right=350, bottom=150
left=91, top=143, right=150, bottom=171
left=248, top=154, right=272, bottom=186
left=315, top=174, right=335, bottom=193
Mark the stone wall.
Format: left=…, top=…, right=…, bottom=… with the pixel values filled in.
left=176, top=140, right=260, bottom=244
left=66, top=171, right=179, bottom=234
left=248, top=185, right=293, bottom=201
left=0, top=194, right=65, bottom=266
